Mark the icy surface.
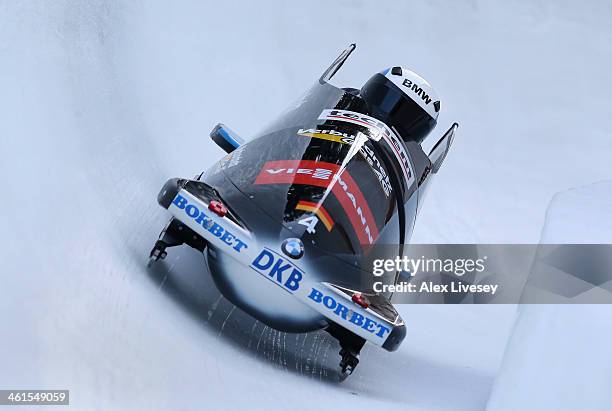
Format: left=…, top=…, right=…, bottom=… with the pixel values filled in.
left=540, top=181, right=612, bottom=244
left=487, top=182, right=612, bottom=411
left=0, top=1, right=611, bottom=410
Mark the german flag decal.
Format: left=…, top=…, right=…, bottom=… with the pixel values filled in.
left=295, top=200, right=335, bottom=231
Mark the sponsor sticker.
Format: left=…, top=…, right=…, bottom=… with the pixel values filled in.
left=297, top=127, right=392, bottom=197
left=359, top=144, right=392, bottom=197
left=297, top=128, right=357, bottom=145
left=250, top=248, right=304, bottom=293
left=254, top=160, right=379, bottom=245
left=171, top=194, right=248, bottom=253
left=317, top=110, right=385, bottom=142
left=318, top=109, right=413, bottom=186
left=402, top=78, right=433, bottom=105
left=307, top=287, right=390, bottom=339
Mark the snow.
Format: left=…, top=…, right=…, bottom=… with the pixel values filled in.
left=0, top=1, right=611, bottom=410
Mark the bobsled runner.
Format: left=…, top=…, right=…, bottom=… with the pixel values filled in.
left=149, top=44, right=458, bottom=380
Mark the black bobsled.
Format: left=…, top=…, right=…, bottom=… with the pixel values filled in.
left=149, top=44, right=458, bottom=380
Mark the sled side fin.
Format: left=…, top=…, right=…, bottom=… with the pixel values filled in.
left=319, top=43, right=357, bottom=84
left=210, top=123, right=244, bottom=153
left=428, top=122, right=458, bottom=174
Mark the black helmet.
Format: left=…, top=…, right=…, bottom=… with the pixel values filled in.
left=360, top=67, right=440, bottom=143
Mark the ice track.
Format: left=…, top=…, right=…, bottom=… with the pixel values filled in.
left=1, top=1, right=611, bottom=410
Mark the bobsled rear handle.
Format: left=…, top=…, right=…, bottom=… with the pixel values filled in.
left=210, top=123, right=244, bottom=153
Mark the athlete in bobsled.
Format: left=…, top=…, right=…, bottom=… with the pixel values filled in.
left=149, top=44, right=458, bottom=380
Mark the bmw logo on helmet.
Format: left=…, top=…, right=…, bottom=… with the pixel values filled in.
left=281, top=238, right=304, bottom=259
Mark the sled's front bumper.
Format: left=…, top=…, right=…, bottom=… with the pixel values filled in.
left=157, top=178, right=406, bottom=351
